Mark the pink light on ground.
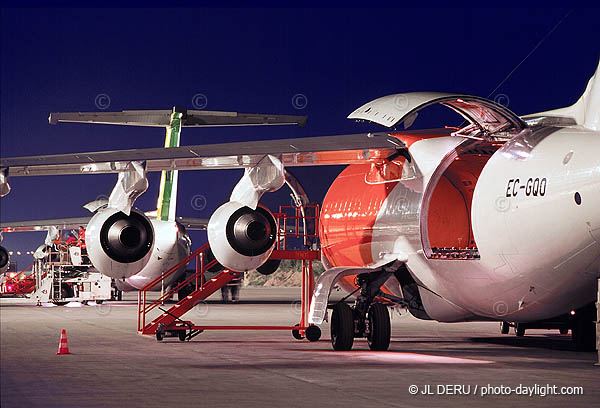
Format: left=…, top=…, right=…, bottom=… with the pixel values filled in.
left=304, top=350, right=493, bottom=364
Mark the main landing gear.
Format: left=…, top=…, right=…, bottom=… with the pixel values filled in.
left=330, top=268, right=396, bottom=351
left=499, top=302, right=597, bottom=351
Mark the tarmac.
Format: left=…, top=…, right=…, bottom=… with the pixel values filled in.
left=1, top=287, right=598, bottom=408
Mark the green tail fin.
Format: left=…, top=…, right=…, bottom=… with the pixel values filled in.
left=156, top=111, right=182, bottom=221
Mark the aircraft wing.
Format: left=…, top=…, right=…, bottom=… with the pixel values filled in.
left=1, top=216, right=209, bottom=232
left=1, top=132, right=403, bottom=177
left=1, top=217, right=92, bottom=232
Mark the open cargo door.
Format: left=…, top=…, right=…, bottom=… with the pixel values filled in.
left=348, top=92, right=526, bottom=139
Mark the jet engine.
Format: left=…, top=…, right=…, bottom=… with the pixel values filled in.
left=85, top=208, right=154, bottom=279
left=207, top=202, right=277, bottom=272
left=0, top=245, right=9, bottom=273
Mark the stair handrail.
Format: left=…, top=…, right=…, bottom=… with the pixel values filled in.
left=141, top=257, right=224, bottom=316
left=139, top=242, right=209, bottom=293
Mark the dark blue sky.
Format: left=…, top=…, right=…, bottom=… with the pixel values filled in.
left=1, top=7, right=599, bottom=264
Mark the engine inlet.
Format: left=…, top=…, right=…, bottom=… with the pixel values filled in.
left=100, top=211, right=153, bottom=263
left=226, top=206, right=276, bottom=257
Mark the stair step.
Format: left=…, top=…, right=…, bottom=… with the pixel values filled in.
left=141, top=268, right=238, bottom=333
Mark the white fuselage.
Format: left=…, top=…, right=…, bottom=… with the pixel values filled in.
left=322, top=126, right=600, bottom=323
left=117, top=219, right=191, bottom=291
left=383, top=127, right=600, bottom=322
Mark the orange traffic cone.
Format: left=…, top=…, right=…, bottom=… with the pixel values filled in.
left=56, top=329, right=71, bottom=355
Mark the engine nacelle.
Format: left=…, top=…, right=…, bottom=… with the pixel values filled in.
left=0, top=245, right=9, bottom=273
left=208, top=202, right=277, bottom=272
left=256, top=259, right=281, bottom=276
left=86, top=208, right=154, bottom=279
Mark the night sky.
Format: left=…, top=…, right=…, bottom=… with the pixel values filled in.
left=1, top=7, right=599, bottom=267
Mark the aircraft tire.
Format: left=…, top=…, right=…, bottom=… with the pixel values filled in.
left=367, top=303, right=391, bottom=351
left=331, top=302, right=354, bottom=351
left=501, top=321, right=510, bottom=334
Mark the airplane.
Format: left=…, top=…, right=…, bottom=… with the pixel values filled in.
left=0, top=108, right=306, bottom=298
left=1, top=60, right=598, bottom=351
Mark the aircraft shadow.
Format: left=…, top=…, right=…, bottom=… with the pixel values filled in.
left=470, top=335, right=582, bottom=352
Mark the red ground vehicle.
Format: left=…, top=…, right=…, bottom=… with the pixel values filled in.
left=1, top=265, right=35, bottom=296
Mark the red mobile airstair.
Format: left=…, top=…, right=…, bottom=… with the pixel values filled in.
left=137, top=205, right=321, bottom=342
left=1, top=264, right=35, bottom=296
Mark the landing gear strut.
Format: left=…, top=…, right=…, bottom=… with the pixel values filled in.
left=330, top=265, right=399, bottom=351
